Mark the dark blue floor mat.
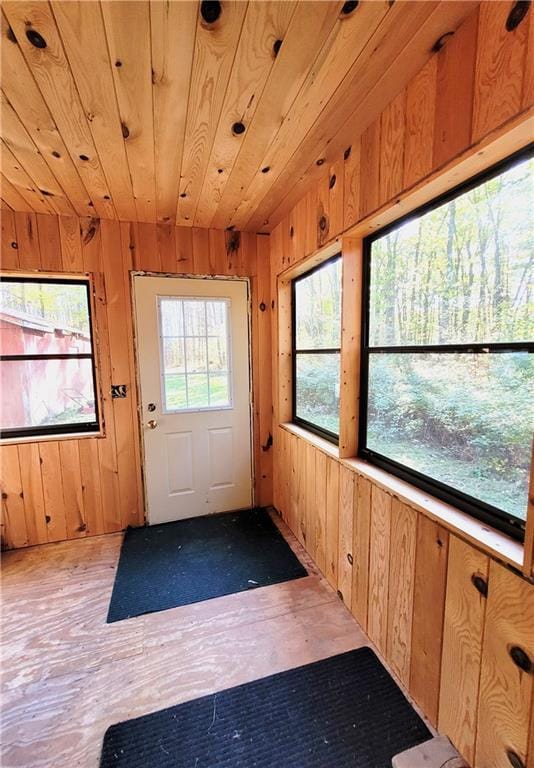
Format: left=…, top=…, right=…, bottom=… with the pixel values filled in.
left=100, top=647, right=431, bottom=767
left=107, top=508, right=307, bottom=623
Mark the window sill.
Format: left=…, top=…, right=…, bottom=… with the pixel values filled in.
left=342, top=457, right=524, bottom=570
left=280, top=422, right=523, bottom=570
left=281, top=422, right=339, bottom=458
left=0, top=430, right=103, bottom=446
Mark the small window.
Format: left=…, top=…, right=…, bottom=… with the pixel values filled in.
left=292, top=256, right=342, bottom=442
left=158, top=296, right=232, bottom=412
left=360, top=149, right=533, bottom=540
left=0, top=276, right=100, bottom=440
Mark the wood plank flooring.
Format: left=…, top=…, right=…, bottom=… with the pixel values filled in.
left=2, top=511, right=400, bottom=767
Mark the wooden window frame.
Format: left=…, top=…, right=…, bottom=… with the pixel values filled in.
left=0, top=271, right=104, bottom=443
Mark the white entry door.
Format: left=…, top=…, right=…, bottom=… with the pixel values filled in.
left=133, top=275, right=253, bottom=524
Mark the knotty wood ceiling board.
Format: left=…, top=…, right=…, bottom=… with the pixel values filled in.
left=1, top=1, right=478, bottom=230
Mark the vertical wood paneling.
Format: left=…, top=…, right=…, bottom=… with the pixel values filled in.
left=277, top=280, right=292, bottom=424
left=156, top=222, right=176, bottom=273
left=289, top=197, right=306, bottom=266
left=78, top=439, right=105, bottom=537
left=351, top=474, right=370, bottom=630
left=403, top=56, right=437, bottom=189
left=0, top=445, right=28, bottom=549
left=343, top=140, right=361, bottom=231
left=39, top=441, right=67, bottom=543
left=280, top=428, right=290, bottom=526
left=1, top=208, right=20, bottom=270
left=522, top=6, right=534, bottom=110
left=475, top=560, right=534, bottom=768
left=256, top=235, right=273, bottom=506
left=367, top=484, right=391, bottom=653
left=136, top=221, right=160, bottom=272
left=101, top=219, right=139, bottom=530
left=36, top=214, right=62, bottom=271
left=410, top=515, right=449, bottom=726
left=59, top=440, right=86, bottom=539
left=175, top=226, right=194, bottom=274
left=472, top=1, right=530, bottom=144
left=433, top=9, right=478, bottom=168
left=314, top=449, right=327, bottom=574
left=327, top=157, right=344, bottom=240
left=339, top=236, right=362, bottom=459
left=296, top=436, right=307, bottom=546
left=14, top=211, right=40, bottom=269
left=289, top=433, right=299, bottom=535
left=378, top=89, right=406, bottom=206
left=316, top=173, right=331, bottom=250
left=17, top=442, right=47, bottom=546
left=59, top=216, right=83, bottom=271
left=305, top=442, right=317, bottom=559
left=337, top=465, right=354, bottom=609
left=358, top=119, right=380, bottom=218
left=387, top=499, right=417, bottom=685
left=325, top=457, right=339, bottom=590
left=438, top=535, right=489, bottom=765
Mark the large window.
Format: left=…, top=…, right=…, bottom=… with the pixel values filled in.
left=360, top=149, right=533, bottom=540
left=293, top=256, right=342, bottom=442
left=0, top=277, right=100, bottom=440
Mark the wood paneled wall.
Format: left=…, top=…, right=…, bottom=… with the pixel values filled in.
left=0, top=211, right=272, bottom=548
left=273, top=429, right=534, bottom=767
left=267, top=1, right=533, bottom=246
left=270, top=5, right=534, bottom=767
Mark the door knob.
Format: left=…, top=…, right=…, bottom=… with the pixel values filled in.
left=147, top=419, right=158, bottom=430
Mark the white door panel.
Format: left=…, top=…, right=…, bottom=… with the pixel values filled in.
left=134, top=276, right=252, bottom=524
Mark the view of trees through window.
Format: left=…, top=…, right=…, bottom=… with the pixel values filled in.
left=0, top=279, right=98, bottom=437
left=159, top=297, right=231, bottom=411
left=294, top=257, right=341, bottom=438
left=364, top=154, right=533, bottom=525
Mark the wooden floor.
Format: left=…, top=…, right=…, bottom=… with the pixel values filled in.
left=2, top=512, right=384, bottom=767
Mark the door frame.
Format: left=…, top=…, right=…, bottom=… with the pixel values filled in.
left=130, top=271, right=255, bottom=524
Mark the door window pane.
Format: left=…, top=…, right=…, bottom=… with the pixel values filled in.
left=159, top=297, right=231, bottom=411
left=162, top=338, right=185, bottom=372
left=209, top=374, right=230, bottom=406
left=164, top=374, right=188, bottom=410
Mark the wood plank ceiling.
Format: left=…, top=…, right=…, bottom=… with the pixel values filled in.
left=1, top=1, right=478, bottom=233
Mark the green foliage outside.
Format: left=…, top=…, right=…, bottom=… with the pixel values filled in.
left=367, top=157, right=533, bottom=520
left=295, top=259, right=341, bottom=433
left=164, top=373, right=229, bottom=410
left=368, top=353, right=532, bottom=519
left=296, top=353, right=340, bottom=434
left=0, top=281, right=90, bottom=334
